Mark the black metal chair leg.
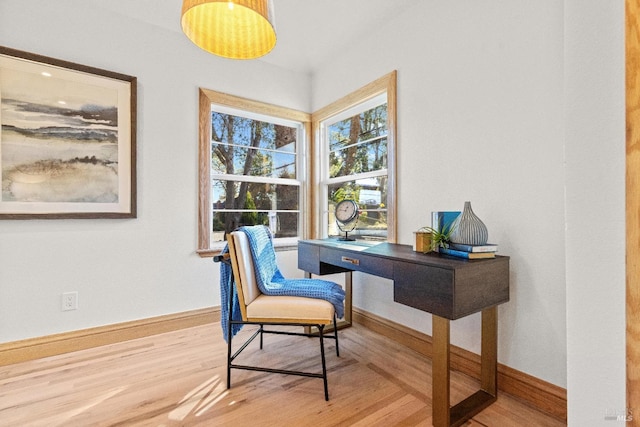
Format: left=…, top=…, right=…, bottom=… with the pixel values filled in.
left=226, top=272, right=234, bottom=390
left=318, top=324, right=329, bottom=401
left=333, top=314, right=340, bottom=357
left=260, top=324, right=264, bottom=349
left=226, top=329, right=232, bottom=389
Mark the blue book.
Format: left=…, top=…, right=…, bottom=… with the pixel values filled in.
left=448, top=243, right=498, bottom=253
left=430, top=211, right=460, bottom=234
left=438, top=247, right=495, bottom=259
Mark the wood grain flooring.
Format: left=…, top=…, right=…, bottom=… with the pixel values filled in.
left=0, top=322, right=565, bottom=426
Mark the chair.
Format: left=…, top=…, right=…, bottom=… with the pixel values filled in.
left=217, top=229, right=340, bottom=401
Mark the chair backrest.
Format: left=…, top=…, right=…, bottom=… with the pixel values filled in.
left=228, top=230, right=262, bottom=320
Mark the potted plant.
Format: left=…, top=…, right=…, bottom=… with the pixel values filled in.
left=414, top=222, right=455, bottom=253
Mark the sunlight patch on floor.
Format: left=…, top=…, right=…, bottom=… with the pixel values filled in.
left=169, top=374, right=229, bottom=421
left=50, top=386, right=128, bottom=427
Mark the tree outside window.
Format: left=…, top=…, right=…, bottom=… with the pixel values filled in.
left=211, top=110, right=301, bottom=240
left=197, top=89, right=309, bottom=255
left=325, top=101, right=389, bottom=239
left=315, top=74, right=396, bottom=242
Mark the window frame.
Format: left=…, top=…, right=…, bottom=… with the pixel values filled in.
left=197, top=89, right=311, bottom=257
left=311, top=71, right=397, bottom=242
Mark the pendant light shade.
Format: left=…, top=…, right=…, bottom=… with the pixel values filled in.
left=181, top=0, right=276, bottom=60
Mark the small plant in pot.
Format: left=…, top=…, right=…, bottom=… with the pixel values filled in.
left=415, top=222, right=455, bottom=253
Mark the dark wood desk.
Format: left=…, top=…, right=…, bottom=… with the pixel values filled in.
left=298, top=239, right=510, bottom=427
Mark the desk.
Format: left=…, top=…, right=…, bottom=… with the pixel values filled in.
left=298, top=239, right=509, bottom=427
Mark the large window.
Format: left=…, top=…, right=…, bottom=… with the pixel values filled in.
left=312, top=71, right=397, bottom=242
left=197, top=73, right=395, bottom=255
left=198, top=89, right=310, bottom=256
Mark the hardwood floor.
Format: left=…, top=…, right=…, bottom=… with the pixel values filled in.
left=0, top=322, right=565, bottom=426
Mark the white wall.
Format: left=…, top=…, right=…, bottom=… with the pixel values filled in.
left=313, top=1, right=567, bottom=388
left=564, top=0, right=626, bottom=425
left=0, top=1, right=627, bottom=424
left=0, top=0, right=309, bottom=341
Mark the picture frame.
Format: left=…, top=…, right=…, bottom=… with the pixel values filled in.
left=0, top=46, right=137, bottom=219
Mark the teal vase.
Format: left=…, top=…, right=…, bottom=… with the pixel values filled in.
left=449, top=201, right=488, bottom=245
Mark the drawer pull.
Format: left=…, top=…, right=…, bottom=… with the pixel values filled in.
left=341, top=256, right=360, bottom=266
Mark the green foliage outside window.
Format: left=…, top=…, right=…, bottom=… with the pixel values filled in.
left=210, top=110, right=300, bottom=240
left=326, top=102, right=388, bottom=239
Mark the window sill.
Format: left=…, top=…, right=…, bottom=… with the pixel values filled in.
left=197, top=237, right=300, bottom=258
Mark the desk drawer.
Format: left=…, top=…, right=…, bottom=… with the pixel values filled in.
left=298, top=241, right=351, bottom=275
left=393, top=262, right=455, bottom=318
left=393, top=258, right=510, bottom=319
left=319, top=247, right=393, bottom=279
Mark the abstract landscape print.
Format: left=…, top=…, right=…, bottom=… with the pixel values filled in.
left=0, top=48, right=135, bottom=218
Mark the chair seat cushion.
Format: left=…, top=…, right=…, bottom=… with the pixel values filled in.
left=246, top=295, right=335, bottom=324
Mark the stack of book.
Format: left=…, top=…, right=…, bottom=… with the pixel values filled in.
left=438, top=243, right=498, bottom=259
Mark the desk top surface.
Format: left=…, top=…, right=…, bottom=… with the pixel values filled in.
left=299, top=238, right=509, bottom=269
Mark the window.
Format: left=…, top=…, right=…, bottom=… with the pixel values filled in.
left=198, top=89, right=310, bottom=256
left=312, top=71, right=397, bottom=242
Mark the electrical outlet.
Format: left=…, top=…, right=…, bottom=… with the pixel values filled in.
left=62, top=292, right=78, bottom=311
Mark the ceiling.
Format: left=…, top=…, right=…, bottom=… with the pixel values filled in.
left=95, top=0, right=420, bottom=74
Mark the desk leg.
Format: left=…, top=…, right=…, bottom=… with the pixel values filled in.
left=481, top=307, right=498, bottom=396
left=432, top=307, right=498, bottom=427
left=343, top=271, right=352, bottom=326
left=432, top=315, right=451, bottom=427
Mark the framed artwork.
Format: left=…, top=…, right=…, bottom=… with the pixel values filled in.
left=0, top=46, right=137, bottom=219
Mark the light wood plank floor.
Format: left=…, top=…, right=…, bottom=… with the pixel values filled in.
left=0, top=322, right=565, bottom=426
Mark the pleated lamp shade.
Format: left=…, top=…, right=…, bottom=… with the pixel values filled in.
left=181, top=0, right=276, bottom=59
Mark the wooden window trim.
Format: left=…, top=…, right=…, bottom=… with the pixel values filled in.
left=310, top=71, right=398, bottom=242
left=197, top=89, right=311, bottom=257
